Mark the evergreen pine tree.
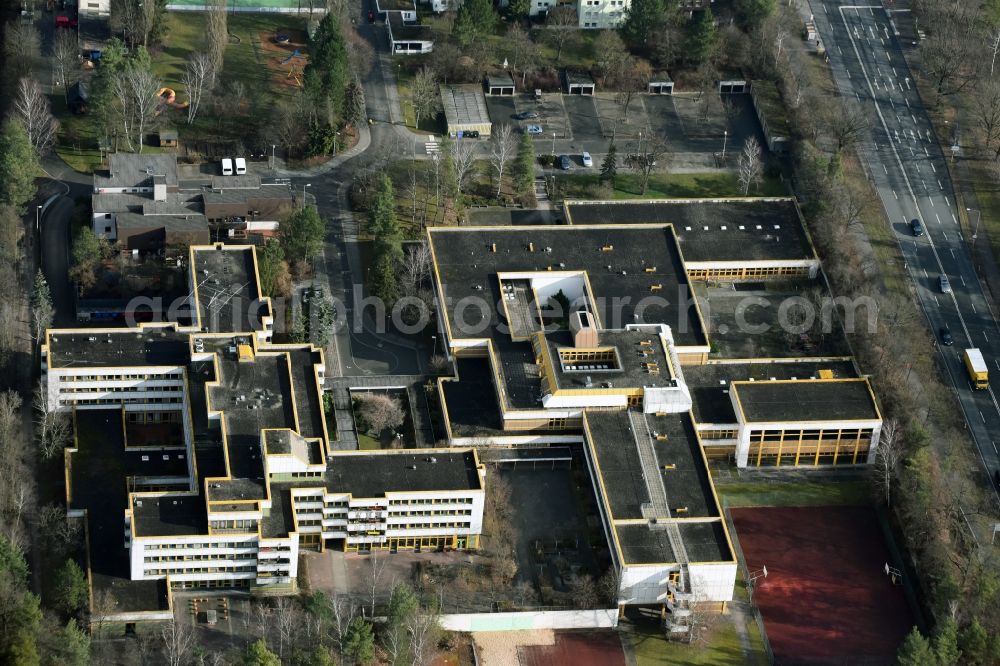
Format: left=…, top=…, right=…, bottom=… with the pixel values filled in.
left=600, top=143, right=618, bottom=185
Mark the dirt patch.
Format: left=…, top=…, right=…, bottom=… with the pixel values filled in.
left=473, top=630, right=555, bottom=666
left=258, top=30, right=310, bottom=91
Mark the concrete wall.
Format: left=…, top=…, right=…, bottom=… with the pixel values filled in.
left=439, top=608, right=619, bottom=632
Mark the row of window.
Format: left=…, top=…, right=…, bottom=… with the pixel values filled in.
left=61, top=372, right=183, bottom=382
left=127, top=411, right=182, bottom=423
left=60, top=385, right=182, bottom=394
left=750, top=428, right=874, bottom=443
left=388, top=497, right=475, bottom=506
left=144, top=553, right=255, bottom=563
left=349, top=521, right=472, bottom=530
left=144, top=541, right=265, bottom=550
left=387, top=509, right=474, bottom=517
left=60, top=397, right=183, bottom=406
left=210, top=520, right=258, bottom=530
left=146, top=565, right=257, bottom=576
left=686, top=266, right=811, bottom=280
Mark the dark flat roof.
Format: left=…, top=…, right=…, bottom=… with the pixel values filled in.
left=192, top=246, right=268, bottom=334
left=429, top=225, right=706, bottom=347
left=679, top=521, right=732, bottom=563
left=47, top=327, right=190, bottom=368
left=585, top=410, right=718, bottom=521
left=388, top=12, right=431, bottom=41
left=685, top=360, right=859, bottom=425
left=324, top=451, right=482, bottom=498
left=442, top=357, right=505, bottom=437
left=563, top=200, right=814, bottom=263
left=733, top=378, right=880, bottom=423
left=95, top=153, right=179, bottom=190
left=617, top=524, right=675, bottom=565
left=544, top=327, right=676, bottom=391
left=133, top=495, right=207, bottom=537
left=70, top=409, right=172, bottom=613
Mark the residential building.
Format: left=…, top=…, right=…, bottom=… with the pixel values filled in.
left=578, top=0, right=629, bottom=28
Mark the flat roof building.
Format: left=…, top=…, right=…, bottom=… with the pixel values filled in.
left=442, top=84, right=492, bottom=137
left=47, top=244, right=486, bottom=628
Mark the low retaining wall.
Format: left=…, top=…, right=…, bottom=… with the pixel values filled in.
left=439, top=608, right=619, bottom=632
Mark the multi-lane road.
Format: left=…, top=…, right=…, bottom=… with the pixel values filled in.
left=813, top=1, right=1000, bottom=495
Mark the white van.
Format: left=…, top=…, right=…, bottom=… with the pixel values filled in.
left=235, top=157, right=247, bottom=175
left=221, top=158, right=234, bottom=176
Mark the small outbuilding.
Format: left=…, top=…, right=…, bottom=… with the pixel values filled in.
left=158, top=129, right=179, bottom=148
left=68, top=81, right=89, bottom=114
left=718, top=77, right=748, bottom=94
left=647, top=72, right=673, bottom=95
left=442, top=84, right=492, bottom=138
left=562, top=70, right=596, bottom=95
left=485, top=72, right=515, bottom=96
left=387, top=13, right=433, bottom=55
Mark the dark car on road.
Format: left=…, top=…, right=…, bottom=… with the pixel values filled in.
left=940, top=326, right=953, bottom=346
left=559, top=155, right=571, bottom=170
left=910, top=218, right=924, bottom=236
left=512, top=111, right=539, bottom=120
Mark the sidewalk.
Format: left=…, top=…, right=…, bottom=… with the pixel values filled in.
left=271, top=123, right=374, bottom=177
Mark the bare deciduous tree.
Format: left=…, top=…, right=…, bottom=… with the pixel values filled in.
left=12, top=78, right=58, bottom=154
left=489, top=124, right=516, bottom=199
left=616, top=58, right=652, bottom=122
left=971, top=77, right=1000, bottom=159
left=51, top=30, right=79, bottom=101
left=273, top=596, right=300, bottom=660
left=406, top=609, right=440, bottom=666
left=828, top=101, right=869, bottom=155
left=568, top=574, right=598, bottom=609
left=872, top=419, right=902, bottom=506
left=161, top=620, right=194, bottom=666
left=355, top=392, right=405, bottom=436
left=125, top=65, right=161, bottom=153
left=34, top=383, right=71, bottom=460
left=205, top=0, right=228, bottom=81
left=451, top=138, right=477, bottom=194
left=636, top=135, right=669, bottom=195
left=400, top=243, right=431, bottom=297
left=737, top=136, right=763, bottom=195
left=410, top=67, right=440, bottom=128
left=182, top=52, right=214, bottom=125
left=3, top=23, right=41, bottom=80
left=331, top=594, right=358, bottom=660
left=368, top=548, right=387, bottom=617
left=544, top=7, right=579, bottom=66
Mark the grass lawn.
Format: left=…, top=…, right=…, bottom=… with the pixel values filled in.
left=358, top=433, right=381, bottom=450
left=715, top=478, right=870, bottom=508
left=630, top=620, right=766, bottom=666
left=558, top=172, right=786, bottom=201
left=395, top=67, right=443, bottom=134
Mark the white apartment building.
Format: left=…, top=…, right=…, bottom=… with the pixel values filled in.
left=578, top=0, right=629, bottom=28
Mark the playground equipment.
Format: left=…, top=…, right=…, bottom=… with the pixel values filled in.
left=156, top=87, right=189, bottom=110
left=280, top=49, right=303, bottom=66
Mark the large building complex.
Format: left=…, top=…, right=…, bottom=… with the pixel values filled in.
left=47, top=244, right=485, bottom=625
left=428, top=198, right=883, bottom=628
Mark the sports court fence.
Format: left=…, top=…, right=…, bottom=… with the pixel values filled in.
left=722, top=498, right=775, bottom=665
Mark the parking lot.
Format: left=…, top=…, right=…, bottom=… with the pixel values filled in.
left=485, top=93, right=573, bottom=142
left=173, top=591, right=253, bottom=653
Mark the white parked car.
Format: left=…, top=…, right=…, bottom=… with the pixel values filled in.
left=581, top=152, right=593, bottom=167
left=234, top=157, right=247, bottom=175
left=221, top=158, right=233, bottom=176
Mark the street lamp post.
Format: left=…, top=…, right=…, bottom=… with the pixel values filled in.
left=551, top=131, right=556, bottom=156
left=302, top=183, right=312, bottom=209
left=722, top=130, right=728, bottom=162
left=271, top=144, right=276, bottom=169
left=968, top=207, right=981, bottom=242
left=36, top=205, right=42, bottom=232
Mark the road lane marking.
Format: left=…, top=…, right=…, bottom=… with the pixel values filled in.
left=931, top=163, right=936, bottom=173
left=938, top=179, right=943, bottom=189
left=950, top=248, right=956, bottom=258
left=985, top=331, right=990, bottom=342
left=893, top=190, right=898, bottom=199
left=973, top=302, right=978, bottom=313
left=994, top=441, right=998, bottom=453
left=952, top=213, right=958, bottom=224
left=960, top=275, right=966, bottom=286
left=936, top=213, right=942, bottom=223
left=982, top=411, right=987, bottom=423
left=883, top=164, right=888, bottom=174
left=924, top=147, right=929, bottom=156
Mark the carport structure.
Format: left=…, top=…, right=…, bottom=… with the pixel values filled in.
left=485, top=72, right=515, bottom=96
left=442, top=84, right=492, bottom=137
left=562, top=70, right=596, bottom=95
left=648, top=71, right=674, bottom=95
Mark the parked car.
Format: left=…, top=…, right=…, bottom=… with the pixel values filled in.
left=910, top=218, right=924, bottom=236
left=525, top=125, right=543, bottom=135
left=581, top=152, right=593, bottom=167
left=559, top=155, right=571, bottom=170
left=939, top=274, right=952, bottom=294
left=235, top=157, right=247, bottom=175
left=221, top=158, right=233, bottom=176
left=940, top=326, right=953, bottom=346
left=513, top=111, right=539, bottom=120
